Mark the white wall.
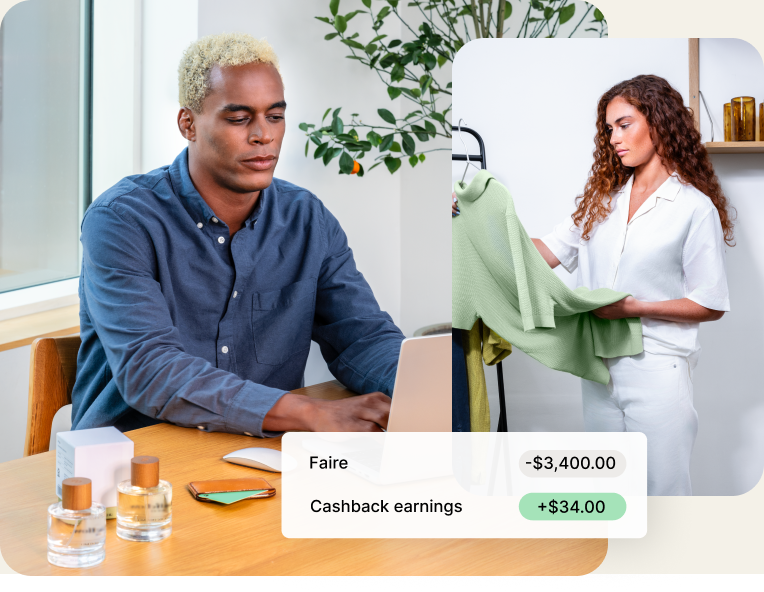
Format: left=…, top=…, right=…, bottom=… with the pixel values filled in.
left=452, top=38, right=764, bottom=496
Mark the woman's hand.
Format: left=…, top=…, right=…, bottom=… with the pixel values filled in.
left=452, top=192, right=459, bottom=216
left=592, top=296, right=642, bottom=319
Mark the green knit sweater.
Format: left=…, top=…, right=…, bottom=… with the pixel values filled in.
left=452, top=171, right=643, bottom=385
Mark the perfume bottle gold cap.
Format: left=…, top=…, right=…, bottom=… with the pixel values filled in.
left=61, top=477, right=92, bottom=511
left=131, top=456, right=160, bottom=488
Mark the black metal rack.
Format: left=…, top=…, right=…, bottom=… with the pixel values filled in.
left=452, top=126, right=508, bottom=433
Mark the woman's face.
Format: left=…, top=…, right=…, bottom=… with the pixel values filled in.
left=605, top=96, right=657, bottom=168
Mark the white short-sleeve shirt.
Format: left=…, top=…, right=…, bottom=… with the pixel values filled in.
left=541, top=173, right=730, bottom=357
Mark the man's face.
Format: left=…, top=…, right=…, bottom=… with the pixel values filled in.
left=182, top=62, right=286, bottom=194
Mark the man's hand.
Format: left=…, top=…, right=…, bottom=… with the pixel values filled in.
left=262, top=392, right=391, bottom=432
left=592, top=296, right=641, bottom=320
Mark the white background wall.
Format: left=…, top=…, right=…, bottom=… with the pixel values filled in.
left=0, top=0, right=450, bottom=462
left=452, top=38, right=764, bottom=496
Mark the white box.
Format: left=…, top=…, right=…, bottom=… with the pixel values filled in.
left=56, top=427, right=134, bottom=518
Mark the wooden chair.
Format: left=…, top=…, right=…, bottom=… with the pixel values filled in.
left=24, top=335, right=81, bottom=456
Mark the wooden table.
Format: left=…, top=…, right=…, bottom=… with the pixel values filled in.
left=0, top=381, right=607, bottom=575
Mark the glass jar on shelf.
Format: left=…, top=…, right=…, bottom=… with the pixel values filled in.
left=730, top=96, right=755, bottom=141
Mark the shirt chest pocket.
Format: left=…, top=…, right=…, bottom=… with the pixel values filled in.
left=251, top=279, right=317, bottom=366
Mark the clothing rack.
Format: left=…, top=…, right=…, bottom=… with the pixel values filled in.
left=452, top=126, right=508, bottom=433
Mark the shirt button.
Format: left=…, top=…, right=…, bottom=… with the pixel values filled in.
left=197, top=425, right=205, bottom=430
left=218, top=236, right=225, bottom=244
left=221, top=346, right=229, bottom=354
left=197, top=222, right=203, bottom=229
left=244, top=432, right=253, bottom=437
left=212, top=217, right=219, bottom=223
left=233, top=291, right=238, bottom=299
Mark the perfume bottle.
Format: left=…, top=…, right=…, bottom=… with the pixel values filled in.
left=116, top=455, right=172, bottom=542
left=47, top=477, right=106, bottom=568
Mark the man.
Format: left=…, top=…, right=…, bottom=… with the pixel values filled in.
left=70, top=33, right=403, bottom=436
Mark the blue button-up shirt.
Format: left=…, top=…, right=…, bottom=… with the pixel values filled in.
left=71, top=148, right=404, bottom=437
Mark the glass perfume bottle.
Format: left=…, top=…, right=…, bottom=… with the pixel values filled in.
left=116, top=456, right=172, bottom=542
left=47, top=477, right=106, bottom=568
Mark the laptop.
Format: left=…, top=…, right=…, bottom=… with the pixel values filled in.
left=302, top=334, right=452, bottom=484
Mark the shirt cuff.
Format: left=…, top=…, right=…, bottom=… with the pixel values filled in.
left=687, top=291, right=731, bottom=313
left=225, top=381, right=291, bottom=438
left=539, top=231, right=578, bottom=274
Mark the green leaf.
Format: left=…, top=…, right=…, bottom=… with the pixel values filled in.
left=332, top=116, right=344, bottom=135
left=325, top=32, right=339, bottom=40
left=387, top=0, right=399, bottom=7
left=378, top=108, right=397, bottom=125
left=332, top=107, right=342, bottom=119
left=330, top=0, right=340, bottom=16
left=377, top=6, right=391, bottom=20
left=594, top=8, right=604, bottom=21
left=310, top=133, right=323, bottom=146
left=401, top=132, right=415, bottom=156
left=323, top=146, right=343, bottom=165
left=559, top=4, right=575, bottom=25
left=336, top=133, right=358, bottom=142
left=424, top=120, right=436, bottom=135
left=437, top=54, right=447, bottom=68
left=342, top=39, right=366, bottom=49
left=418, top=153, right=426, bottom=162
left=367, top=162, right=382, bottom=173
left=322, top=108, right=332, bottom=123
left=504, top=1, right=512, bottom=19
left=345, top=9, right=365, bottom=21
left=384, top=156, right=402, bottom=173
left=379, top=53, right=398, bottom=68
left=365, top=43, right=378, bottom=54
left=408, top=155, right=418, bottom=167
left=362, top=0, right=371, bottom=7
left=356, top=162, right=365, bottom=177
left=388, top=86, right=403, bottom=100
left=543, top=6, right=553, bottom=19
left=528, top=17, right=542, bottom=22
left=314, top=142, right=329, bottom=159
left=367, top=131, right=382, bottom=145
left=371, top=34, right=387, bottom=42
left=422, top=53, right=437, bottom=70
left=531, top=0, right=543, bottom=10
left=305, top=139, right=310, bottom=157
left=430, top=112, right=445, bottom=123
left=411, top=125, right=429, bottom=142
left=315, top=16, right=331, bottom=24
left=335, top=14, right=347, bottom=32
left=390, top=141, right=402, bottom=153
left=379, top=134, right=395, bottom=151
left=390, top=63, right=405, bottom=82
left=388, top=39, right=402, bottom=48
left=339, top=151, right=355, bottom=174
left=299, top=122, right=309, bottom=132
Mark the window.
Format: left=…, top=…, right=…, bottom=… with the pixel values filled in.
left=0, top=0, right=92, bottom=294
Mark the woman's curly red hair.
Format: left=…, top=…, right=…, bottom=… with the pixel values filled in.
left=572, top=75, right=735, bottom=246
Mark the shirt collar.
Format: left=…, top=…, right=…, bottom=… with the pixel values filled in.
left=617, top=173, right=682, bottom=202
left=169, top=147, right=267, bottom=228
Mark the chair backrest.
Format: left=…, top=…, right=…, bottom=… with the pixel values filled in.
left=24, top=335, right=81, bottom=456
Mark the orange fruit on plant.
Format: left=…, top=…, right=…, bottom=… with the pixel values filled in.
left=351, top=160, right=361, bottom=174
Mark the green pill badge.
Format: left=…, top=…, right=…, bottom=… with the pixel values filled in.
left=519, top=493, right=626, bottom=521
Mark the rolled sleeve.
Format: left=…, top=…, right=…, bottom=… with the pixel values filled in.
left=683, top=208, right=730, bottom=312
left=81, top=203, right=282, bottom=437
left=540, top=216, right=582, bottom=273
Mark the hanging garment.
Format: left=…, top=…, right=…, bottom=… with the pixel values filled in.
left=452, top=171, right=643, bottom=385
left=463, top=320, right=512, bottom=432
left=451, top=330, right=471, bottom=432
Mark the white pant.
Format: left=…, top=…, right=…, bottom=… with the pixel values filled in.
left=581, top=351, right=698, bottom=496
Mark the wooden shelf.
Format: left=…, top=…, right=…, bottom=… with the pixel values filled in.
left=705, top=141, right=764, bottom=154
left=0, top=304, right=79, bottom=352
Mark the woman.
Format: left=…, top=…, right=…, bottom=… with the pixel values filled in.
left=452, top=75, right=733, bottom=495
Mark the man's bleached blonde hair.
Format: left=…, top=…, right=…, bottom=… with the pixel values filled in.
left=178, top=32, right=281, bottom=113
